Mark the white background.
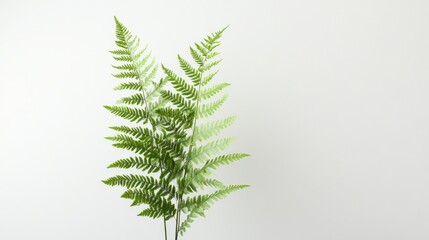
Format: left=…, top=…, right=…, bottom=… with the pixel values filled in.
left=1, top=0, right=429, bottom=239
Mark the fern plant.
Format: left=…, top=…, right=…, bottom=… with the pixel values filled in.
left=103, top=17, right=249, bottom=240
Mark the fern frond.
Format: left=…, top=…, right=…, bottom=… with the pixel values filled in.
left=113, top=82, right=143, bottom=91
left=191, top=26, right=227, bottom=61
left=112, top=17, right=159, bottom=99
left=148, top=98, right=168, bottom=114
left=103, top=174, right=158, bottom=190
left=203, top=26, right=228, bottom=49
left=197, top=178, right=224, bottom=189
left=146, top=78, right=168, bottom=102
left=201, top=59, right=222, bottom=73
left=157, top=137, right=187, bottom=160
left=110, top=49, right=130, bottom=56
left=162, top=65, right=197, bottom=100
left=201, top=70, right=219, bottom=86
left=103, top=105, right=149, bottom=123
left=183, top=153, right=249, bottom=194
left=199, top=82, right=230, bottom=101
left=128, top=37, right=140, bottom=53
left=196, top=94, right=228, bottom=118
left=105, top=134, right=149, bottom=154
left=103, top=175, right=175, bottom=197
left=162, top=119, right=189, bottom=139
left=122, top=188, right=175, bottom=207
left=158, top=116, right=192, bottom=143
left=160, top=90, right=195, bottom=111
left=133, top=47, right=147, bottom=61
left=156, top=107, right=194, bottom=129
left=135, top=51, right=151, bottom=69
left=190, top=153, right=249, bottom=183
left=113, top=71, right=138, bottom=79
left=116, top=93, right=144, bottom=105
left=114, top=16, right=132, bottom=48
left=178, top=55, right=202, bottom=85
left=207, top=51, right=220, bottom=60
left=112, top=63, right=135, bottom=71
left=189, top=137, right=235, bottom=163
left=204, top=153, right=250, bottom=170
left=107, top=156, right=161, bottom=173
left=179, top=184, right=248, bottom=235
left=109, top=125, right=153, bottom=139
left=138, top=204, right=176, bottom=220
left=138, top=58, right=158, bottom=86
left=112, top=55, right=133, bottom=62
left=184, top=177, right=225, bottom=193
left=195, top=43, right=208, bottom=57
left=190, top=47, right=204, bottom=67
left=193, top=116, right=236, bottom=142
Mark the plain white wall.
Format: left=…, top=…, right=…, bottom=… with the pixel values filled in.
left=1, top=0, right=429, bottom=239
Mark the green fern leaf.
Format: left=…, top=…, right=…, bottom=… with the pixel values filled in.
left=112, top=63, right=135, bottom=71
left=189, top=137, right=235, bottom=163
left=103, top=174, right=156, bottom=189
left=207, top=51, right=220, bottom=60
left=107, top=156, right=161, bottom=173
left=197, top=178, right=224, bottom=189
left=190, top=153, right=250, bottom=182
left=110, top=49, right=130, bottom=56
left=103, top=175, right=175, bottom=197
left=201, top=70, right=219, bottom=86
left=122, top=188, right=175, bottom=207
left=183, top=153, right=249, bottom=194
left=109, top=125, right=153, bottom=139
left=199, top=82, right=230, bottom=101
left=204, top=153, right=250, bottom=170
left=105, top=134, right=149, bottom=154
left=179, top=184, right=249, bottom=235
left=201, top=59, right=222, bottom=73
left=113, top=82, right=143, bottom=91
left=116, top=93, right=144, bottom=105
left=112, top=55, right=133, bottom=62
left=162, top=65, right=197, bottom=100
left=135, top=51, right=151, bottom=69
left=190, top=47, right=204, bottom=67
left=178, top=55, right=202, bottom=85
left=113, top=71, right=138, bottom=79
left=148, top=98, right=168, bottom=114
left=193, top=116, right=236, bottom=142
left=203, top=26, right=228, bottom=48
left=160, top=90, right=195, bottom=111
left=104, top=105, right=149, bottom=123
left=195, top=43, right=208, bottom=57
left=138, top=204, right=176, bottom=220
left=183, top=177, right=225, bottom=194
left=146, top=77, right=168, bottom=102
left=138, top=59, right=157, bottom=84
left=196, top=94, right=228, bottom=118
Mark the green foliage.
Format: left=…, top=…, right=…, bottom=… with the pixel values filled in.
left=107, top=156, right=161, bottom=173
left=193, top=116, right=236, bottom=142
left=103, top=17, right=249, bottom=240
left=178, top=185, right=249, bottom=234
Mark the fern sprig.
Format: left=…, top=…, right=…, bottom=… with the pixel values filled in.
left=104, top=18, right=248, bottom=240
